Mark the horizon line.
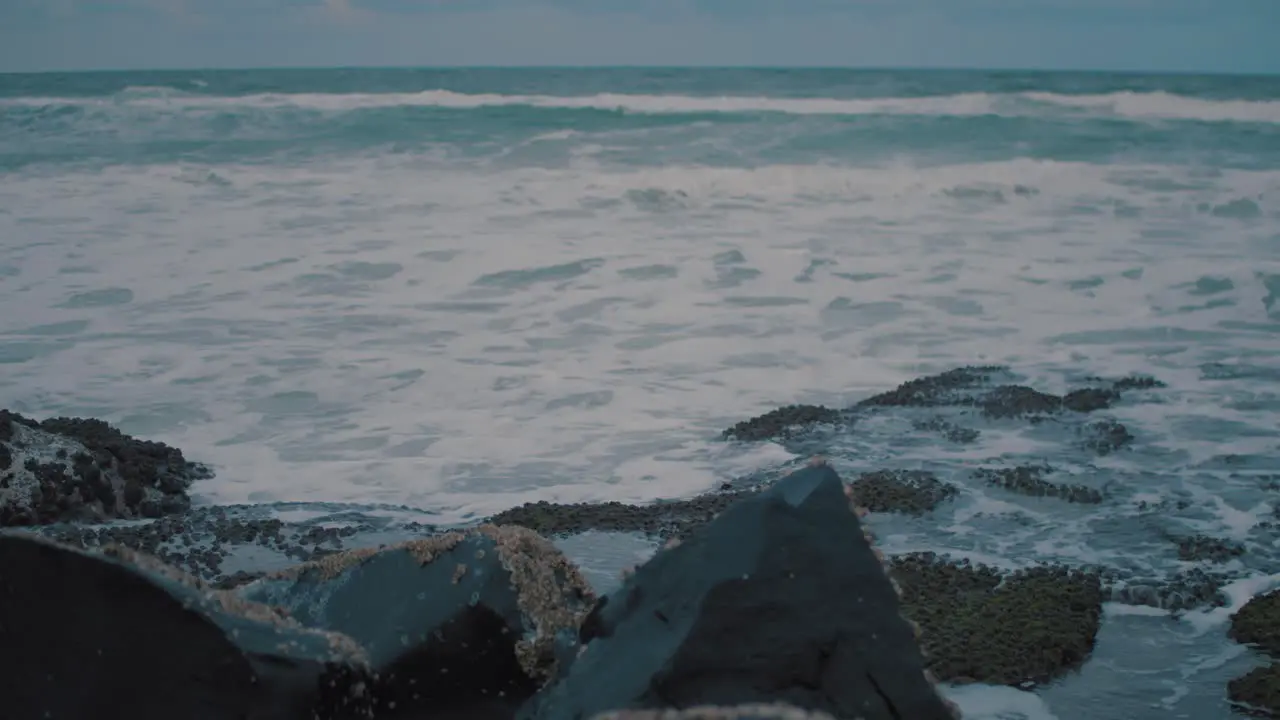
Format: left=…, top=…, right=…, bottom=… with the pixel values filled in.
left=3, top=63, right=1278, bottom=78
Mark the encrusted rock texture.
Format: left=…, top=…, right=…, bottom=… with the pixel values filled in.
left=519, top=463, right=958, bottom=720
left=0, top=409, right=210, bottom=527
left=1228, top=590, right=1280, bottom=716
left=0, top=366, right=1201, bottom=719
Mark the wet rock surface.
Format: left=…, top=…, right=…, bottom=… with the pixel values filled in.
left=889, top=553, right=1105, bottom=686
left=912, top=417, right=981, bottom=444
left=1176, top=534, right=1246, bottom=563
left=721, top=405, right=846, bottom=442
left=4, top=365, right=1260, bottom=719
left=0, top=531, right=373, bottom=720
left=488, top=489, right=759, bottom=540
left=36, top=503, right=438, bottom=585
left=588, top=705, right=837, bottom=720
left=973, top=465, right=1104, bottom=504
left=0, top=409, right=210, bottom=527
left=242, top=525, right=596, bottom=718
left=521, top=464, right=956, bottom=720
left=1229, top=591, right=1280, bottom=716
left=848, top=469, right=959, bottom=514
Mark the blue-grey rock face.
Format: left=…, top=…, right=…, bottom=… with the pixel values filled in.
left=522, top=463, right=957, bottom=720
left=240, top=524, right=597, bottom=718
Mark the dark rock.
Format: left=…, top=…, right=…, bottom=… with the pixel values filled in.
left=1079, top=418, right=1134, bottom=455
left=521, top=463, right=955, bottom=720
left=589, top=706, right=837, bottom=720
left=1176, top=535, right=1245, bottom=563
left=1112, top=375, right=1165, bottom=391
left=242, top=524, right=596, bottom=718
left=979, top=385, right=1063, bottom=418
left=489, top=490, right=755, bottom=540
left=858, top=365, right=1009, bottom=408
left=857, top=366, right=1139, bottom=420
left=890, top=552, right=1104, bottom=687
left=0, top=531, right=373, bottom=720
left=912, top=417, right=980, bottom=443
left=1228, top=591, right=1280, bottom=716
left=0, top=409, right=211, bottom=527
left=1228, top=663, right=1280, bottom=718
left=848, top=470, right=959, bottom=514
left=1231, top=590, right=1280, bottom=655
left=1062, top=387, right=1120, bottom=413
left=721, top=405, right=844, bottom=442
left=973, top=465, right=1104, bottom=504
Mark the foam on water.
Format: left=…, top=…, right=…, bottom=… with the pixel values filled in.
left=3, top=68, right=1280, bottom=718
left=0, top=155, right=1276, bottom=525
left=5, top=88, right=1280, bottom=124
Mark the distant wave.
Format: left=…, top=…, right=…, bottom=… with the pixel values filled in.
left=3, top=88, right=1280, bottom=124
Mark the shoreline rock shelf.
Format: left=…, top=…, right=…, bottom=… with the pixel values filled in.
left=0, top=463, right=957, bottom=720
left=2, top=365, right=1274, bottom=717
left=0, top=409, right=210, bottom=527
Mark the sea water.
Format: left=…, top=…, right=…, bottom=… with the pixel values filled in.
left=2, top=67, right=1279, bottom=719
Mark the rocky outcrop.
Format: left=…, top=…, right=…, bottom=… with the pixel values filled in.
left=1228, top=590, right=1280, bottom=716
left=0, top=531, right=373, bottom=720
left=1, top=464, right=954, bottom=720
left=588, top=706, right=837, bottom=720
left=1176, top=534, right=1245, bottom=563
left=241, top=525, right=596, bottom=718
left=489, top=489, right=757, bottom=540
left=973, top=465, right=1104, bottom=504
left=890, top=553, right=1104, bottom=686
left=0, top=410, right=209, bottom=527
left=847, top=469, right=959, bottom=514
left=520, top=463, right=957, bottom=720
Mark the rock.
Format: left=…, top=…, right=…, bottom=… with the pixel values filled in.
left=1062, top=387, right=1120, bottom=413
left=721, top=405, right=845, bottom=442
left=978, top=385, right=1063, bottom=418
left=1228, top=591, right=1280, bottom=716
left=890, top=552, right=1104, bottom=687
left=241, top=524, right=596, bottom=718
left=0, top=409, right=210, bottom=527
left=1079, top=418, right=1134, bottom=455
left=1176, top=534, right=1245, bottom=563
left=848, top=470, right=959, bottom=514
left=1228, top=663, right=1280, bottom=718
left=1111, top=375, right=1165, bottom=391
left=589, top=705, right=837, bottom=720
left=973, top=465, right=1104, bottom=504
left=0, top=531, right=373, bottom=720
left=1231, top=590, right=1280, bottom=655
left=858, top=365, right=1010, bottom=408
left=912, top=417, right=980, bottom=443
left=856, top=365, right=1140, bottom=418
left=520, top=463, right=955, bottom=720
left=489, top=490, right=756, bottom=540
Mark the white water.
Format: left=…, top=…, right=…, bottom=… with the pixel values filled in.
left=5, top=88, right=1280, bottom=124
left=1, top=156, right=1276, bottom=524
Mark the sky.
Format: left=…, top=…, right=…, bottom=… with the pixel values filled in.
left=1, top=0, right=1278, bottom=74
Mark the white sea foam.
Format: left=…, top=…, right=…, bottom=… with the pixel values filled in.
left=5, top=89, right=1280, bottom=124
left=0, top=155, right=1276, bottom=525
left=941, top=684, right=1060, bottom=720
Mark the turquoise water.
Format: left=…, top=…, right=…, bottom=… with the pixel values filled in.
left=2, top=67, right=1280, bottom=719
left=3, top=68, right=1280, bottom=170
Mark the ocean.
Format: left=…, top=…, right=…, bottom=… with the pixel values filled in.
left=1, top=67, right=1279, bottom=719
